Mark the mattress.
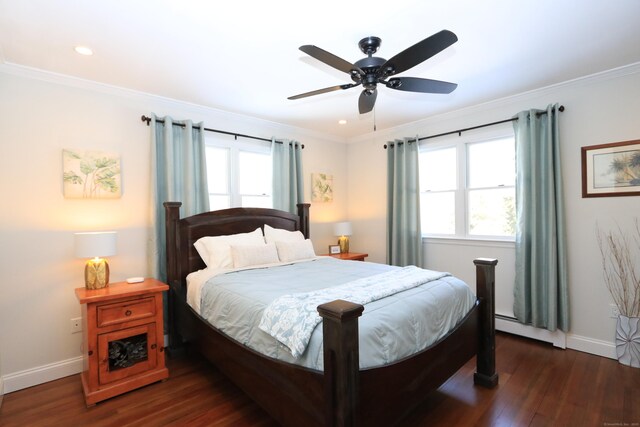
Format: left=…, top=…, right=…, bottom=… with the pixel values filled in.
left=186, top=257, right=475, bottom=371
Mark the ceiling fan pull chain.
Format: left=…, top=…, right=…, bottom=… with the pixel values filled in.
left=374, top=107, right=377, bottom=132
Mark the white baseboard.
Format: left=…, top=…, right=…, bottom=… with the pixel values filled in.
left=496, top=317, right=567, bottom=348
left=3, top=334, right=171, bottom=394
left=0, top=333, right=615, bottom=395
left=496, top=316, right=617, bottom=360
left=3, top=356, right=83, bottom=394
left=566, top=333, right=617, bottom=360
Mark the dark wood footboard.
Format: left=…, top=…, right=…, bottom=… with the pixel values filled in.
left=317, top=258, right=498, bottom=427
left=163, top=202, right=498, bottom=427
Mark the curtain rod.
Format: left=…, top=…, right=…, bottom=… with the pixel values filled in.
left=140, top=115, right=304, bottom=149
left=383, top=105, right=564, bottom=149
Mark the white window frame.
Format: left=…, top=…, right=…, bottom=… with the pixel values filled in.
left=204, top=133, right=272, bottom=209
left=419, top=123, right=516, bottom=242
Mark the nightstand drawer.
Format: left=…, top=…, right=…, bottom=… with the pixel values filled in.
left=97, top=297, right=156, bottom=327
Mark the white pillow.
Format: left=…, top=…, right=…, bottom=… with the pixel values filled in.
left=194, top=227, right=264, bottom=269
left=264, top=224, right=304, bottom=244
left=230, top=243, right=279, bottom=268
left=276, top=239, right=316, bottom=262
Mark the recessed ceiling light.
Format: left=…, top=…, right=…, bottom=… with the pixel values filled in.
left=74, top=46, right=93, bottom=56
left=338, top=119, right=347, bottom=125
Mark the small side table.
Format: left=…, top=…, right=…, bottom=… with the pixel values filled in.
left=75, top=278, right=169, bottom=406
left=324, top=252, right=368, bottom=261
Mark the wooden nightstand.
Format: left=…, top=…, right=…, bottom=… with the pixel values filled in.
left=324, top=252, right=368, bottom=261
left=74, top=278, right=169, bottom=406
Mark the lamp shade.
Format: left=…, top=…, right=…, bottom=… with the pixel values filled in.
left=75, top=231, right=117, bottom=258
left=333, top=222, right=352, bottom=237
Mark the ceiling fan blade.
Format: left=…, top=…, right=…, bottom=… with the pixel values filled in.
left=386, top=77, right=457, bottom=94
left=378, top=30, right=458, bottom=77
left=358, top=89, right=377, bottom=114
left=288, top=83, right=359, bottom=100
left=300, top=45, right=363, bottom=76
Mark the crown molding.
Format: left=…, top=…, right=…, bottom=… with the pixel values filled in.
left=3, top=60, right=638, bottom=146
left=348, top=61, right=640, bottom=144
left=0, top=62, right=347, bottom=145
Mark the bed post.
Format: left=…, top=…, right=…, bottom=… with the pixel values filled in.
left=317, top=299, right=365, bottom=427
left=297, top=203, right=311, bottom=239
left=164, top=201, right=182, bottom=350
left=473, top=258, right=499, bottom=388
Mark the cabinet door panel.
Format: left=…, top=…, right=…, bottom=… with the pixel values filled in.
left=98, top=323, right=158, bottom=385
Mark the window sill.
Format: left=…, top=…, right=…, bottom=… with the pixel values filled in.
left=422, top=236, right=515, bottom=248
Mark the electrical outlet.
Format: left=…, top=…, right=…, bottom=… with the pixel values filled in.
left=610, top=304, right=620, bottom=319
left=70, top=317, right=82, bottom=334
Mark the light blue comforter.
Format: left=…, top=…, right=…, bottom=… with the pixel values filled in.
left=199, top=257, right=475, bottom=371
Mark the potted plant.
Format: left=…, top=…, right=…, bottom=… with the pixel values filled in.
left=597, top=219, right=640, bottom=368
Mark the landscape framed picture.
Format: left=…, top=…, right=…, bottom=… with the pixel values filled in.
left=581, top=139, right=640, bottom=198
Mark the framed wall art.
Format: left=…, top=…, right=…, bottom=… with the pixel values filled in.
left=63, top=149, right=122, bottom=199
left=311, top=173, right=333, bottom=202
left=581, top=140, right=640, bottom=198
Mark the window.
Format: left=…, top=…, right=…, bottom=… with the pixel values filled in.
left=205, top=135, right=272, bottom=210
left=420, top=147, right=456, bottom=235
left=467, top=138, right=515, bottom=237
left=419, top=133, right=515, bottom=239
left=206, top=146, right=230, bottom=210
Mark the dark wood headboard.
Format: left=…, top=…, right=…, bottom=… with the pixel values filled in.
left=163, top=202, right=310, bottom=289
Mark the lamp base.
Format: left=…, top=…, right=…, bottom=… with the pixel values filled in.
left=85, top=258, right=110, bottom=290
left=338, top=236, right=350, bottom=254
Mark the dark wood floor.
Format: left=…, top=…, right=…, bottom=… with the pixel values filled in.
left=1, top=332, right=638, bottom=426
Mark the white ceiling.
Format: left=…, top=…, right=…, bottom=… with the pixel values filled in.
left=1, top=0, right=639, bottom=140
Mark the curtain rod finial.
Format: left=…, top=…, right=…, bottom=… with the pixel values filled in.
left=141, top=115, right=151, bottom=126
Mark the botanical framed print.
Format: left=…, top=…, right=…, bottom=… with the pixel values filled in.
left=63, top=149, right=122, bottom=199
left=311, top=173, right=333, bottom=202
left=581, top=140, right=640, bottom=198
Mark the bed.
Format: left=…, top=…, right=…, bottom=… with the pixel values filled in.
left=164, top=202, right=498, bottom=427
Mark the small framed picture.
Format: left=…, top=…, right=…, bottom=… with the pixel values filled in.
left=329, top=245, right=341, bottom=254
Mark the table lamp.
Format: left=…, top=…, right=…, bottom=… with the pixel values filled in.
left=75, top=231, right=117, bottom=289
left=334, top=222, right=352, bottom=254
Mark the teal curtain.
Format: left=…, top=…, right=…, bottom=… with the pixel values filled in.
left=272, top=138, right=304, bottom=214
left=150, top=114, right=209, bottom=282
left=386, top=137, right=423, bottom=267
left=513, top=103, right=569, bottom=332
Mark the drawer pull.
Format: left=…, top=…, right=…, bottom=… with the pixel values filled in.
left=88, top=350, right=93, bottom=356
left=125, top=310, right=132, bottom=316
left=151, top=344, right=157, bottom=350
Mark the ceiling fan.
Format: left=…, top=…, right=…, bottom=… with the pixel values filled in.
left=288, top=30, right=458, bottom=114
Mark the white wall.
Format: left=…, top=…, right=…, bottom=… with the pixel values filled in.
left=347, top=63, right=640, bottom=358
left=2, top=61, right=638, bottom=392
left=0, top=65, right=348, bottom=392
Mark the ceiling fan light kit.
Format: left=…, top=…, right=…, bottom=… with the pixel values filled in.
left=289, top=30, right=458, bottom=114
